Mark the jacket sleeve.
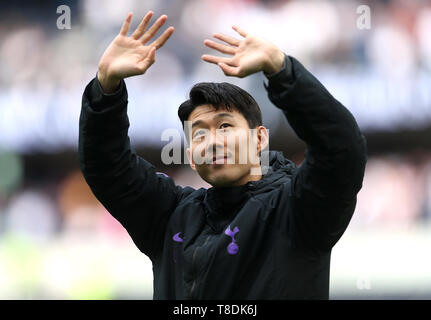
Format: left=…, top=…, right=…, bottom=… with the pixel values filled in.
left=78, top=76, right=195, bottom=260
left=265, top=54, right=367, bottom=252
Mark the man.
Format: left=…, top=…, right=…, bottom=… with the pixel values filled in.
left=79, top=11, right=367, bottom=299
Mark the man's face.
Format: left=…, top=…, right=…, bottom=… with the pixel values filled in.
left=186, top=104, right=267, bottom=187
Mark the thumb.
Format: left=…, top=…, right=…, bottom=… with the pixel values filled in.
left=218, top=62, right=239, bottom=77
left=139, top=46, right=156, bottom=73
left=148, top=46, right=156, bottom=61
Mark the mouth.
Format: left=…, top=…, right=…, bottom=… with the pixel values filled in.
left=210, top=155, right=230, bottom=165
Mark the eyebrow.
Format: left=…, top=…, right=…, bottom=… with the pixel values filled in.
left=191, top=113, right=235, bottom=130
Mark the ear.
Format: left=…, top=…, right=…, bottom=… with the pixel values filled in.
left=256, top=126, right=269, bottom=155
left=186, top=147, right=196, bottom=171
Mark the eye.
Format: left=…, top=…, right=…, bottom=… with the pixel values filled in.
left=220, top=123, right=232, bottom=129
left=193, top=129, right=206, bottom=139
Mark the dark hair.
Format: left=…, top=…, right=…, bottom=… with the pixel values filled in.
left=178, top=82, right=262, bottom=132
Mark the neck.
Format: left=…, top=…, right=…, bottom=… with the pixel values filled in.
left=231, top=165, right=263, bottom=187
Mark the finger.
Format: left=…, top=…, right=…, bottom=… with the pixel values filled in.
left=204, top=39, right=235, bottom=55
left=218, top=62, right=240, bottom=77
left=131, top=11, right=153, bottom=39
left=213, top=33, right=240, bottom=46
left=201, top=54, right=234, bottom=65
left=232, top=25, right=248, bottom=38
left=120, top=12, right=133, bottom=36
left=150, top=26, right=175, bottom=49
left=140, top=14, right=168, bottom=44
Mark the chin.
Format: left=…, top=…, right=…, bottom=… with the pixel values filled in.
left=199, top=165, right=249, bottom=187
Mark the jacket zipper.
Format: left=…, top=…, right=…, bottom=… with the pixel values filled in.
left=190, top=235, right=211, bottom=298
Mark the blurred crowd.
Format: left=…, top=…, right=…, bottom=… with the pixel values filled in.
left=0, top=0, right=431, bottom=299
left=0, top=0, right=430, bottom=151
left=2, top=149, right=431, bottom=299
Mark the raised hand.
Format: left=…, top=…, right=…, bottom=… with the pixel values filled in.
left=97, top=11, right=174, bottom=93
left=202, top=26, right=285, bottom=78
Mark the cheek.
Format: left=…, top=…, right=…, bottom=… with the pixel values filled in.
left=234, top=133, right=256, bottom=163
left=189, top=143, right=207, bottom=164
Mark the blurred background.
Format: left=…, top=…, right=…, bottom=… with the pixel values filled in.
left=0, top=0, right=430, bottom=299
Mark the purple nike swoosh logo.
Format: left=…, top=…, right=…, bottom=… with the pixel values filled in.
left=173, top=232, right=184, bottom=243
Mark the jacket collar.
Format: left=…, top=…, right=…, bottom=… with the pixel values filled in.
left=202, top=150, right=297, bottom=232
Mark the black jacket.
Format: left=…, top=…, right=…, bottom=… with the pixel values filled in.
left=79, top=55, right=367, bottom=299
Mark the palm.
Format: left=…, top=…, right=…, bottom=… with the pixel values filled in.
left=103, top=36, right=153, bottom=78
left=202, top=26, right=283, bottom=77
left=233, top=38, right=267, bottom=74
left=98, top=11, right=174, bottom=81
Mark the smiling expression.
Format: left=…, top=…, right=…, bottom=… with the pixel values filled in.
left=186, top=104, right=268, bottom=187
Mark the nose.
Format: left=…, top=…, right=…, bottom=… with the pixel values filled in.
left=205, top=131, right=225, bottom=156
left=200, top=128, right=233, bottom=162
